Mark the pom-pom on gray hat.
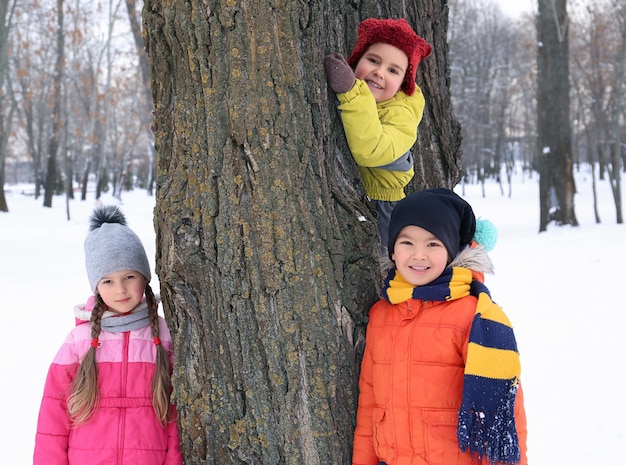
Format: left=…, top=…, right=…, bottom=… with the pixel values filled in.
left=84, top=205, right=151, bottom=292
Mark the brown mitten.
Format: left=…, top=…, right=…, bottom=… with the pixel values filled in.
left=324, top=53, right=356, bottom=94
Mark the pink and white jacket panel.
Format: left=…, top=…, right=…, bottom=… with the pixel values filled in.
left=34, top=314, right=183, bottom=465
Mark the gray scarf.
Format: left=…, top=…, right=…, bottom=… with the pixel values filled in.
left=101, top=304, right=150, bottom=333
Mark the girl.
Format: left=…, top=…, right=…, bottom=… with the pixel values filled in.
left=324, top=18, right=432, bottom=254
left=34, top=205, right=183, bottom=465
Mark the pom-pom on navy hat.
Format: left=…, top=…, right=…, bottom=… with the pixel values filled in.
left=387, top=188, right=476, bottom=260
left=84, top=205, right=151, bottom=292
left=347, top=18, right=432, bottom=96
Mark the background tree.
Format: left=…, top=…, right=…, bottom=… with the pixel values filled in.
left=537, top=0, right=578, bottom=230
left=7, top=0, right=155, bottom=208
left=143, top=0, right=460, bottom=463
left=610, top=9, right=625, bottom=224
left=125, top=0, right=157, bottom=195
left=42, top=0, right=65, bottom=208
left=0, top=0, right=18, bottom=212
left=449, top=0, right=525, bottom=196
left=569, top=0, right=626, bottom=224
left=12, top=3, right=52, bottom=199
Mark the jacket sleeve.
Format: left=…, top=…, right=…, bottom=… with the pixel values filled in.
left=33, top=338, right=80, bottom=465
left=352, top=335, right=379, bottom=465
left=337, top=79, right=424, bottom=168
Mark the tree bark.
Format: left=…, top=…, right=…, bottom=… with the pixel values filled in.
left=537, top=0, right=578, bottom=230
left=607, top=14, right=625, bottom=224
left=143, top=1, right=460, bottom=463
left=44, top=0, right=64, bottom=208
left=0, top=0, right=17, bottom=212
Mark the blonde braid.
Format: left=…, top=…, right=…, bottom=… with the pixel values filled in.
left=145, top=284, right=173, bottom=424
left=67, top=296, right=106, bottom=424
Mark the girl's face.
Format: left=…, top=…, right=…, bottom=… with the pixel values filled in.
left=391, top=225, right=449, bottom=287
left=96, top=269, right=147, bottom=314
left=354, top=42, right=408, bottom=103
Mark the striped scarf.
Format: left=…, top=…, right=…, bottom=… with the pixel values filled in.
left=383, top=266, right=521, bottom=465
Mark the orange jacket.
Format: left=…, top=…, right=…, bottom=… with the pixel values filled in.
left=352, top=283, right=527, bottom=465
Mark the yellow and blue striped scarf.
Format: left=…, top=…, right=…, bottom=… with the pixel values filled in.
left=383, top=266, right=521, bottom=465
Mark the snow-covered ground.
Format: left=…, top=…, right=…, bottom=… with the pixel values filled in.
left=1, top=166, right=623, bottom=464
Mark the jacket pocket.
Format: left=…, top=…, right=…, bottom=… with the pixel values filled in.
left=372, top=406, right=389, bottom=459
left=422, top=409, right=471, bottom=465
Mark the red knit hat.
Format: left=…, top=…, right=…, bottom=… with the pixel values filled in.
left=347, top=18, right=432, bottom=96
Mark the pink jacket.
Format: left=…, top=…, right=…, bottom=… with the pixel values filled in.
left=34, top=301, right=183, bottom=465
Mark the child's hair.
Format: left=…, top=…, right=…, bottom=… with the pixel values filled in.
left=66, top=283, right=172, bottom=425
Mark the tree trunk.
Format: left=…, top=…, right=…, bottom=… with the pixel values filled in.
left=44, top=0, right=65, bottom=208
left=537, top=0, right=578, bottom=230
left=607, top=16, right=625, bottom=224
left=0, top=0, right=17, bottom=212
left=143, top=1, right=459, bottom=463
left=0, top=158, right=7, bottom=212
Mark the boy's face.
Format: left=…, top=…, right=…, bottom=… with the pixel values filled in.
left=354, top=42, right=408, bottom=103
left=96, top=269, right=147, bottom=314
left=391, top=225, right=449, bottom=287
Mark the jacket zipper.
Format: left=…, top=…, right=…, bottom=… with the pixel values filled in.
left=118, top=332, right=129, bottom=465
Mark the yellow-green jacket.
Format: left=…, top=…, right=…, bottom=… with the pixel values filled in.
left=337, top=79, right=425, bottom=201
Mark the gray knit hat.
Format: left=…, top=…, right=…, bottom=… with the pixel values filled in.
left=84, top=205, right=152, bottom=292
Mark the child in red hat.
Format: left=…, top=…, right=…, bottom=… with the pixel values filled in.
left=324, top=18, right=432, bottom=255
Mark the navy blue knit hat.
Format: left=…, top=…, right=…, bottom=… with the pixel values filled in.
left=84, top=205, right=151, bottom=292
left=387, top=188, right=476, bottom=260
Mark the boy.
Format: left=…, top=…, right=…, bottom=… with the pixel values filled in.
left=352, top=188, right=528, bottom=465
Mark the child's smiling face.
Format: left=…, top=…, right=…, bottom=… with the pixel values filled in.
left=354, top=42, right=408, bottom=102
left=391, top=225, right=449, bottom=286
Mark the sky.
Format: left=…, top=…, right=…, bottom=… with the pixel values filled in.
left=494, top=0, right=536, bottom=18
left=1, top=165, right=624, bottom=464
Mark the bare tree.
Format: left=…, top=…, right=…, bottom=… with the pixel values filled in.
left=125, top=0, right=157, bottom=195
left=6, top=0, right=154, bottom=208
left=0, top=0, right=18, bottom=212
left=449, top=0, right=524, bottom=196
left=537, top=0, right=578, bottom=230
left=12, top=3, right=52, bottom=199
left=607, top=3, right=625, bottom=223
left=43, top=0, right=65, bottom=208
left=570, top=1, right=626, bottom=224
left=143, top=0, right=461, bottom=463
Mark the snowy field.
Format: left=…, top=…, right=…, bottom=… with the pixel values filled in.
left=1, top=166, right=623, bottom=464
